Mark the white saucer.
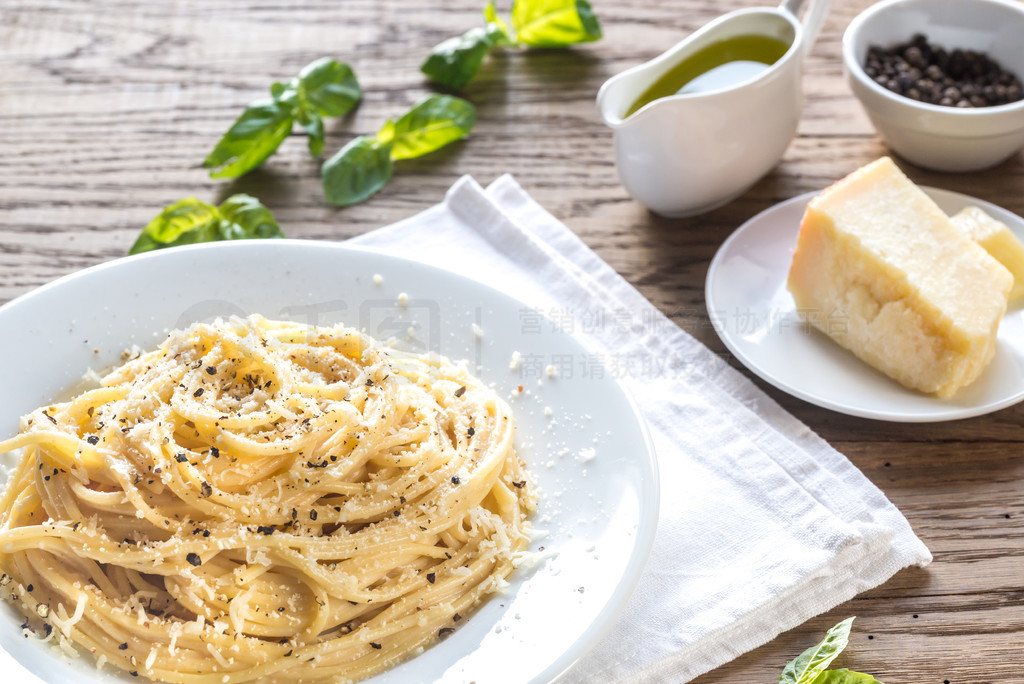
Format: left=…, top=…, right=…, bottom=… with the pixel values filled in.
left=705, top=188, right=1024, bottom=422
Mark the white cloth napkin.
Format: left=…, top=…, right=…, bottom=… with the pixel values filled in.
left=350, top=175, right=932, bottom=683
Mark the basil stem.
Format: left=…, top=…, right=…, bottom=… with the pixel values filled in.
left=129, top=195, right=284, bottom=255
left=203, top=58, right=361, bottom=178
left=321, top=94, right=476, bottom=207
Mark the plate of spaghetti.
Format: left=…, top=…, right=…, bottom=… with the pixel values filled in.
left=0, top=241, right=658, bottom=684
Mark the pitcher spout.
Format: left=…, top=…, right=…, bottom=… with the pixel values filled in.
left=597, top=64, right=661, bottom=129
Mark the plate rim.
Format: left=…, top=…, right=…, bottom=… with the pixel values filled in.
left=705, top=188, right=1024, bottom=422
left=0, top=239, right=660, bottom=684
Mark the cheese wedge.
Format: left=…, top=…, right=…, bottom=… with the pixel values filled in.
left=787, top=157, right=1012, bottom=398
left=950, top=205, right=1024, bottom=303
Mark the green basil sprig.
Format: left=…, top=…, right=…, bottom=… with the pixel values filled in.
left=203, top=58, right=361, bottom=178
left=129, top=194, right=284, bottom=255
left=422, top=0, right=601, bottom=91
left=321, top=94, right=476, bottom=207
left=780, top=618, right=885, bottom=684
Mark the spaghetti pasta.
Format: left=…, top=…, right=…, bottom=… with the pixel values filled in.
left=0, top=315, right=534, bottom=683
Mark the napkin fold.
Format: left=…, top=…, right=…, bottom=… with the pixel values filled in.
left=350, top=175, right=932, bottom=683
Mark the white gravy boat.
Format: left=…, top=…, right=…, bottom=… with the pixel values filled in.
left=597, top=0, right=829, bottom=217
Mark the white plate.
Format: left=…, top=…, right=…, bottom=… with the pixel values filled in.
left=706, top=188, right=1024, bottom=422
left=0, top=241, right=659, bottom=684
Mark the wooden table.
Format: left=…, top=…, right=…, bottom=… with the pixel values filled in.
left=2, top=0, right=1022, bottom=682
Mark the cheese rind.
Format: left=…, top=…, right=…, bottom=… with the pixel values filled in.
left=787, top=157, right=1012, bottom=398
left=950, top=205, right=1024, bottom=303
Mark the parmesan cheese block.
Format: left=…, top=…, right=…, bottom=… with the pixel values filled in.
left=787, top=157, right=1012, bottom=398
left=950, top=205, right=1024, bottom=303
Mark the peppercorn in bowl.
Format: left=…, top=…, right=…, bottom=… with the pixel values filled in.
left=843, top=0, right=1024, bottom=172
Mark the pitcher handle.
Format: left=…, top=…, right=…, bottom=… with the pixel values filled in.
left=781, top=0, right=830, bottom=59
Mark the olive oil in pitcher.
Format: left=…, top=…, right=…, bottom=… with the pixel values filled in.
left=626, top=34, right=792, bottom=117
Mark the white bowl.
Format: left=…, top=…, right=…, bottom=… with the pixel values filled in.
left=843, top=0, right=1024, bottom=172
left=0, top=242, right=660, bottom=684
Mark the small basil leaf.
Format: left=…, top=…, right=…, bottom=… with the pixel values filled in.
left=202, top=99, right=294, bottom=179
left=422, top=2, right=513, bottom=90
left=217, top=194, right=285, bottom=240
left=297, top=110, right=326, bottom=157
left=295, top=58, right=362, bottom=118
left=129, top=198, right=222, bottom=255
left=270, top=80, right=299, bottom=109
left=811, top=670, right=885, bottom=684
left=421, top=26, right=498, bottom=91
left=321, top=135, right=395, bottom=207
left=386, top=94, right=476, bottom=161
left=511, top=0, right=602, bottom=47
left=780, top=618, right=855, bottom=684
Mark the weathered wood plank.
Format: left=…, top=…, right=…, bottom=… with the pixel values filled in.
left=2, top=0, right=1024, bottom=682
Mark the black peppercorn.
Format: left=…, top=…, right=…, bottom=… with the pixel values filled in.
left=864, top=34, right=1023, bottom=108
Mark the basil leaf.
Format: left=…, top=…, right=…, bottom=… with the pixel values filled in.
left=377, top=118, right=396, bottom=147
left=270, top=80, right=298, bottom=109
left=129, top=195, right=283, bottom=255
left=270, top=80, right=289, bottom=101
left=202, top=99, right=294, bottom=179
left=812, top=670, right=885, bottom=684
left=511, top=0, right=602, bottom=47
left=319, top=92, right=472, bottom=207
left=780, top=618, right=855, bottom=684
left=294, top=58, right=362, bottom=118
left=204, top=58, right=360, bottom=176
left=129, top=199, right=221, bottom=255
left=216, top=194, right=285, bottom=240
left=386, top=94, right=476, bottom=161
left=321, top=135, right=395, bottom=207
left=421, top=26, right=499, bottom=91
left=297, top=109, right=326, bottom=157
left=421, top=2, right=513, bottom=90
